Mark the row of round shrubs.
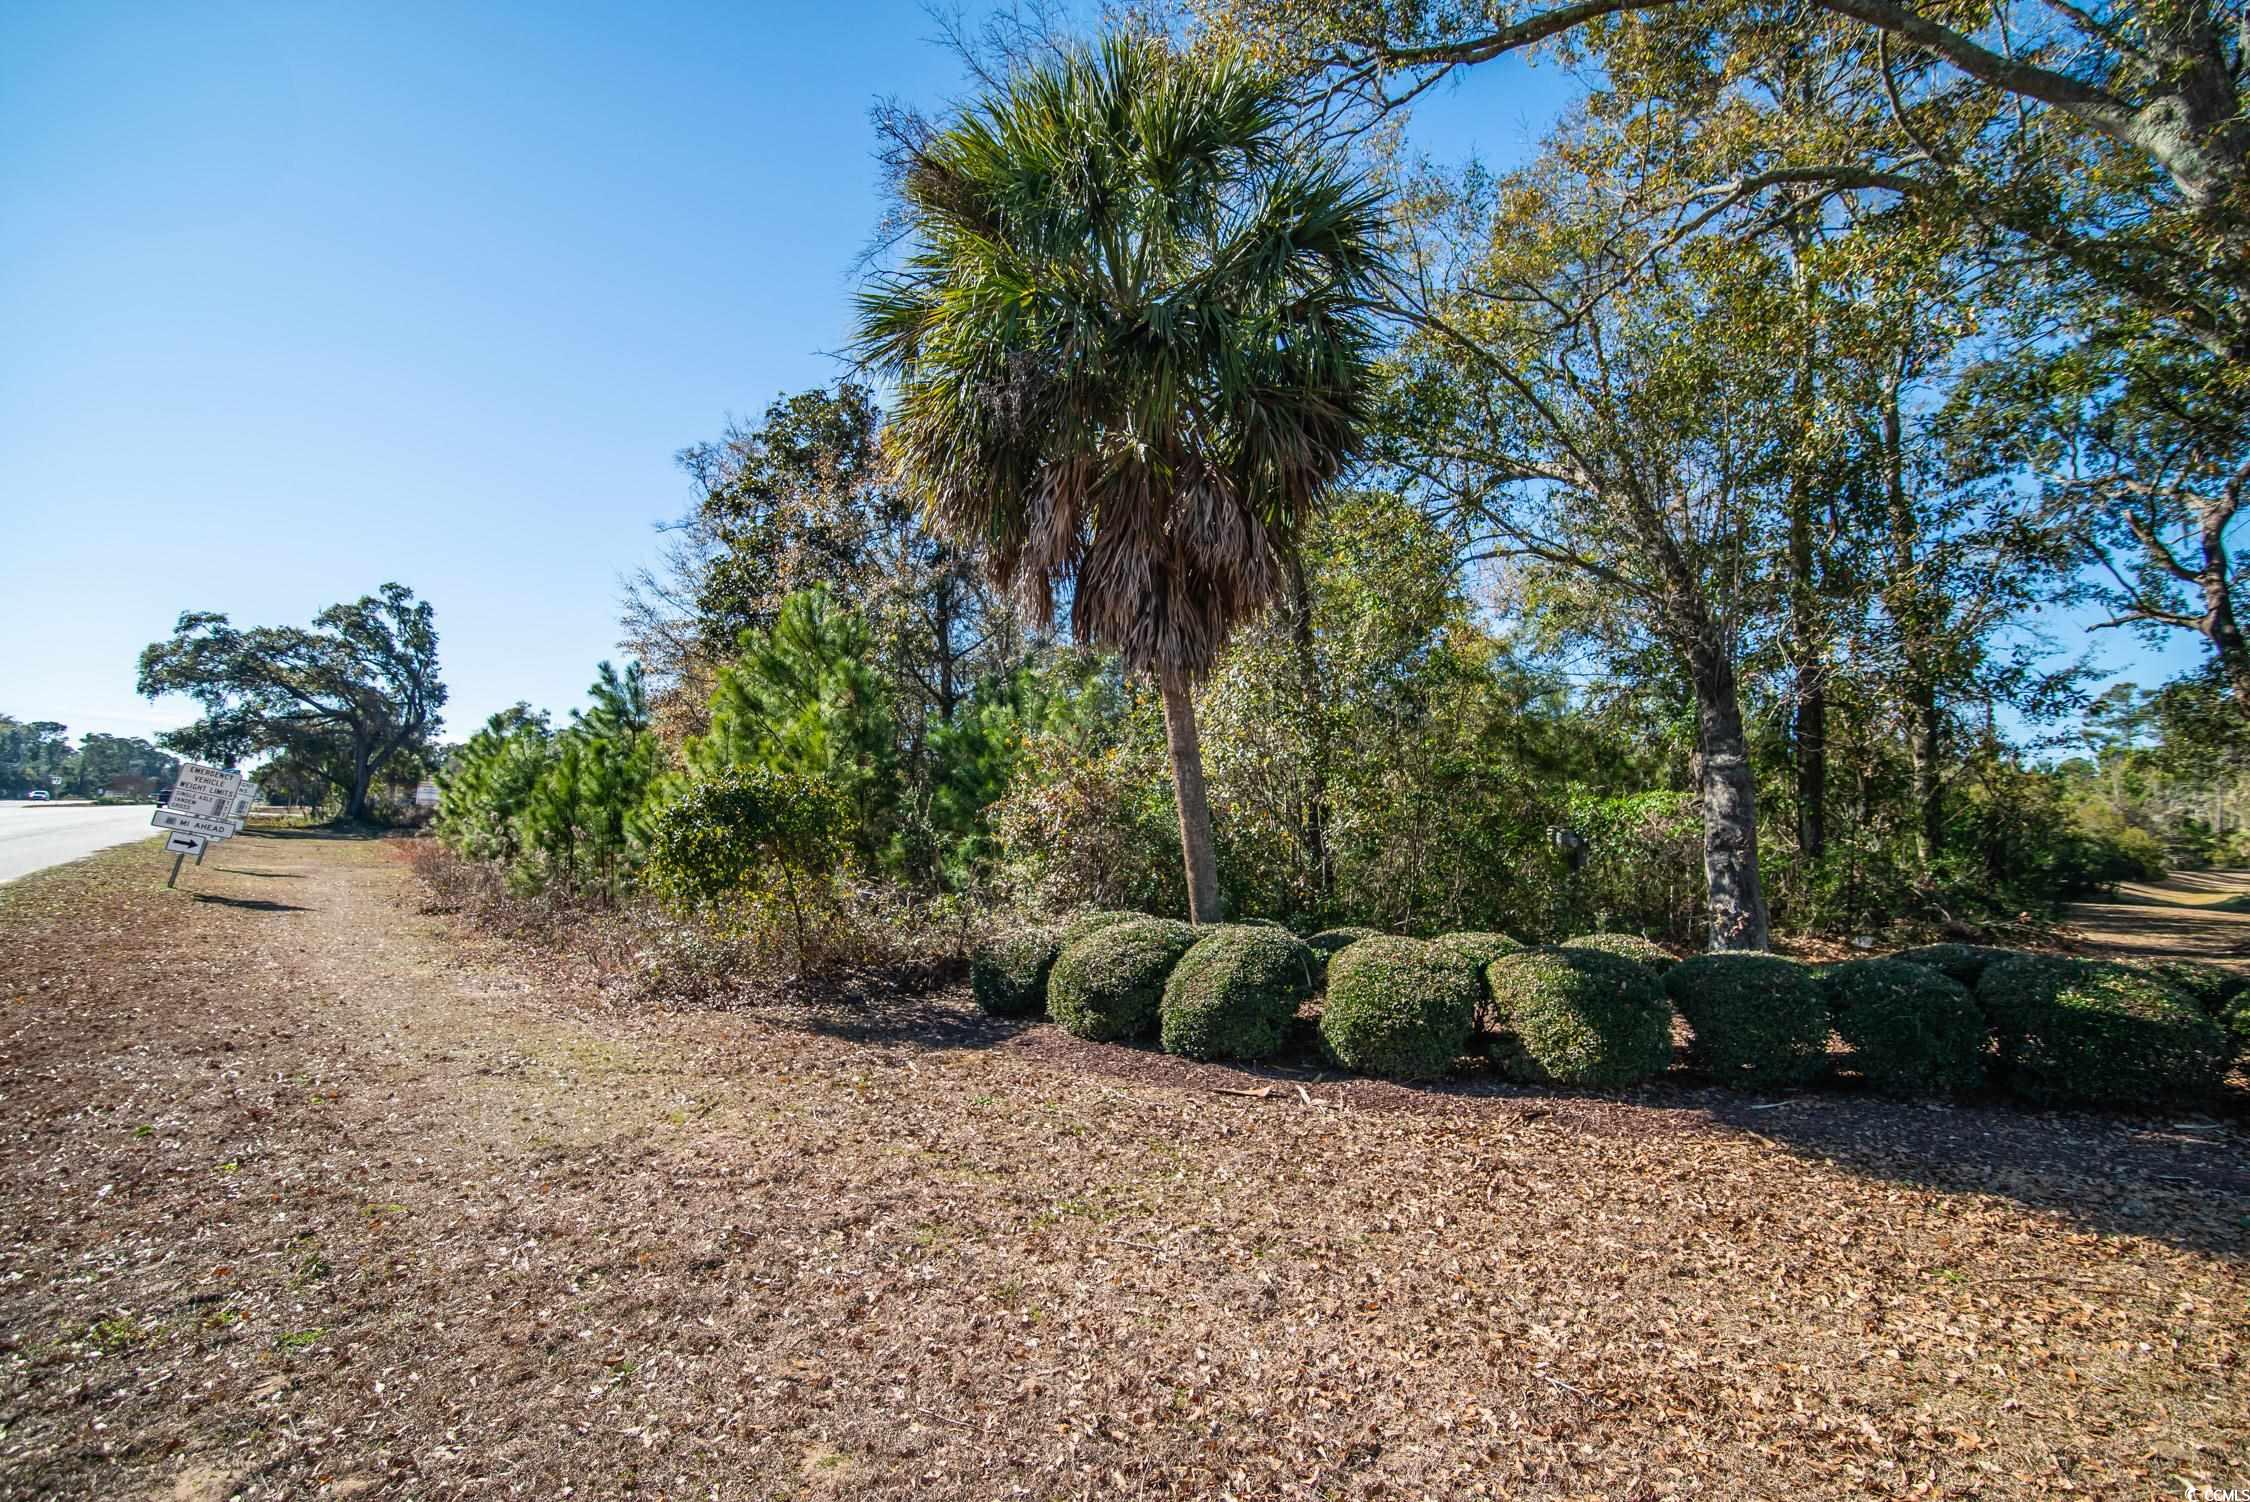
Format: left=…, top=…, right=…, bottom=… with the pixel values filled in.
left=969, top=915, right=2245, bottom=1109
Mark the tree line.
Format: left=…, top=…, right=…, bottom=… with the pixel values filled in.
left=245, top=8, right=2249, bottom=955
left=0, top=717, right=178, bottom=799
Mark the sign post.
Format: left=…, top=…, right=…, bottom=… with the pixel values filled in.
left=152, top=763, right=246, bottom=888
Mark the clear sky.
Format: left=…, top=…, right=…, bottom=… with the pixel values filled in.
left=0, top=2, right=2198, bottom=748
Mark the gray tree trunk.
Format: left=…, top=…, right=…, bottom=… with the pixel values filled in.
left=1688, top=644, right=1772, bottom=951
left=1158, top=662, right=1223, bottom=925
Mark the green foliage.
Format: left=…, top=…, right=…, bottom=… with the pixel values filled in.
left=2130, top=959, right=2246, bottom=1019
left=1665, top=954, right=1829, bottom=1089
left=1558, top=933, right=1678, bottom=974
left=1890, top=944, right=2015, bottom=989
left=1160, top=928, right=1318, bottom=1062
left=1318, top=937, right=1480, bottom=1081
left=1432, top=932, right=1526, bottom=970
left=1047, top=919, right=1200, bottom=1043
left=689, top=589, right=900, bottom=862
left=1485, top=948, right=1673, bottom=1090
left=1818, top=959, right=1987, bottom=1096
left=1061, top=910, right=1151, bottom=946
left=644, top=768, right=851, bottom=964
left=136, top=583, right=446, bottom=820
left=1308, top=927, right=1381, bottom=959
left=1977, top=956, right=2230, bottom=1107
left=969, top=928, right=1061, bottom=1018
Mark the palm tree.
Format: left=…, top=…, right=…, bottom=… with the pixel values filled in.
left=853, top=35, right=1385, bottom=922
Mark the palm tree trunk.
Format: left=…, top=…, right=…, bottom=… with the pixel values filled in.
left=1157, top=662, right=1223, bottom=924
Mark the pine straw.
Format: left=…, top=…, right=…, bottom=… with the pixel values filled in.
left=0, top=834, right=2245, bottom=1501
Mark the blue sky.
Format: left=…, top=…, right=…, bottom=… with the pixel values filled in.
left=0, top=2, right=2200, bottom=747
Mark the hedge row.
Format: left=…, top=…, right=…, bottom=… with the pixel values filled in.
left=970, top=915, right=2240, bottom=1109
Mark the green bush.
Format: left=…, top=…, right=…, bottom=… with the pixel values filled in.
left=1559, top=932, right=1677, bottom=975
left=970, top=927, right=1061, bottom=1018
left=1977, top=956, right=2229, bottom=1107
left=1485, top=948, right=1673, bottom=1089
left=1890, top=943, right=2014, bottom=989
left=1047, top=918, right=1199, bottom=1043
left=2131, top=958, right=2245, bottom=1018
left=1433, top=931, right=1526, bottom=969
left=1160, top=927, right=1318, bottom=1061
left=1319, top=937, right=1481, bottom=1081
left=1062, top=909, right=1153, bottom=946
left=1817, top=958, right=1986, bottom=1096
left=1664, top=953, right=1828, bottom=1088
left=1308, top=927, right=1381, bottom=959
left=2224, top=996, right=2250, bottom=1056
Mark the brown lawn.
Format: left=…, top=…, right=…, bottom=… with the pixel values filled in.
left=1, top=831, right=2244, bottom=1500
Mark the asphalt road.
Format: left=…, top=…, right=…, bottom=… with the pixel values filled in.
left=0, top=801, right=162, bottom=885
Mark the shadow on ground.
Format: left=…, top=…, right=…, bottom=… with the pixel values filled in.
left=764, top=981, right=2250, bottom=1258
left=188, top=893, right=311, bottom=914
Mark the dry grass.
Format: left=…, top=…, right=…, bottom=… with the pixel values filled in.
left=0, top=832, right=2245, bottom=1500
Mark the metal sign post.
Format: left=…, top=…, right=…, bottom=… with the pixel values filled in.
left=162, top=831, right=205, bottom=888
left=152, top=762, right=245, bottom=889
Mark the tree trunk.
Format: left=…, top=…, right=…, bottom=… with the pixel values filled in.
left=1286, top=547, right=1334, bottom=911
left=344, top=742, right=372, bottom=821
left=1157, top=662, right=1223, bottom=925
left=1687, top=644, right=1771, bottom=951
left=1905, top=677, right=1943, bottom=864
left=1786, top=214, right=1827, bottom=863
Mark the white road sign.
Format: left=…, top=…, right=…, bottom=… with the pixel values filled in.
left=163, top=833, right=206, bottom=856
left=414, top=781, right=440, bottom=808
left=152, top=808, right=235, bottom=840
left=168, top=763, right=242, bottom=820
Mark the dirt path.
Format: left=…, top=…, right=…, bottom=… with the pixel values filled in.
left=2, top=833, right=2247, bottom=1501
left=2065, top=868, right=2250, bottom=967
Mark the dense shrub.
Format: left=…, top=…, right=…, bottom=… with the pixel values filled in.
left=1978, top=956, right=2229, bottom=1106
left=1306, top=927, right=1381, bottom=983
left=1160, top=927, right=1318, bottom=1061
left=1319, top=937, right=1481, bottom=1080
left=1891, top=943, right=2014, bottom=989
left=2224, top=997, right=2250, bottom=1056
left=1062, top=909, right=1151, bottom=946
left=1047, top=918, right=1199, bottom=1043
left=1308, top=926, right=1381, bottom=959
left=1485, top=948, right=1672, bottom=1089
left=1433, top=931, right=1526, bottom=969
left=2132, top=958, right=2246, bottom=1018
left=1559, top=932, right=1677, bottom=974
left=1817, top=958, right=1986, bottom=1096
left=970, top=927, right=1061, bottom=1018
left=1664, top=953, right=1828, bottom=1088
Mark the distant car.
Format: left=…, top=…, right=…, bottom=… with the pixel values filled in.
left=27, top=790, right=50, bottom=800
left=155, top=787, right=172, bottom=806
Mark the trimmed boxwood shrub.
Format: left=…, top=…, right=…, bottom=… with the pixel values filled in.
left=2132, top=958, right=2246, bottom=1019
left=969, top=927, right=1060, bottom=1018
left=1160, top=927, right=1318, bottom=1062
left=1559, top=933, right=1677, bottom=975
left=1061, top=909, right=1151, bottom=946
left=1308, top=927, right=1380, bottom=960
left=1817, top=958, right=1985, bottom=1096
left=1319, top=937, right=1481, bottom=1081
left=1891, top=943, right=2014, bottom=989
left=1977, top=955, right=2229, bottom=1107
left=1485, top=947, right=1672, bottom=1089
left=1664, top=953, right=1828, bottom=1088
left=1434, top=931, right=1526, bottom=969
left=1048, top=918, right=1198, bottom=1043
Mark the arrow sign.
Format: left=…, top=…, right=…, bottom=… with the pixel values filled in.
left=164, top=832, right=206, bottom=856
left=153, top=809, right=235, bottom=839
